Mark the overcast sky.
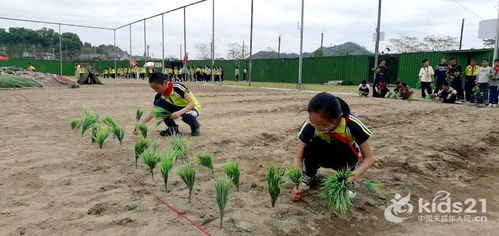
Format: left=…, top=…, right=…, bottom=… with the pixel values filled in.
left=1, top=0, right=498, bottom=59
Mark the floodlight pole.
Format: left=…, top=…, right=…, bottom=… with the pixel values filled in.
left=143, top=20, right=147, bottom=61
left=277, top=35, right=281, bottom=59
left=494, top=1, right=499, bottom=60
left=297, top=0, right=304, bottom=89
left=459, top=18, right=464, bottom=50
left=248, top=0, right=254, bottom=86
left=113, top=29, right=117, bottom=78
left=242, top=40, right=245, bottom=59
left=58, top=24, right=62, bottom=75
left=129, top=24, right=132, bottom=61
left=211, top=0, right=215, bottom=82
left=373, top=0, right=382, bottom=82
left=183, top=7, right=187, bottom=60
left=162, top=14, right=165, bottom=69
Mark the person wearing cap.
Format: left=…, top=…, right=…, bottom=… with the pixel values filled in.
left=134, top=72, right=202, bottom=136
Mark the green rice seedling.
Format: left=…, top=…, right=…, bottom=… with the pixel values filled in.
left=320, top=168, right=355, bottom=217
left=134, top=138, right=151, bottom=168
left=160, top=150, right=179, bottom=191
left=214, top=175, right=231, bottom=227
left=167, top=135, right=189, bottom=162
left=152, top=106, right=172, bottom=119
left=111, top=126, right=125, bottom=146
left=94, top=127, right=111, bottom=150
left=176, top=162, right=196, bottom=203
left=137, top=123, right=148, bottom=138
left=136, top=108, right=144, bottom=122
left=142, top=151, right=160, bottom=181
left=284, top=167, right=303, bottom=188
left=196, top=152, right=214, bottom=176
left=81, top=111, right=99, bottom=137
left=223, top=161, right=240, bottom=191
left=70, top=119, right=81, bottom=131
left=90, top=125, right=100, bottom=143
left=266, top=164, right=285, bottom=207
left=102, top=116, right=117, bottom=128
left=152, top=106, right=172, bottom=126
left=151, top=139, right=161, bottom=152
left=357, top=182, right=381, bottom=192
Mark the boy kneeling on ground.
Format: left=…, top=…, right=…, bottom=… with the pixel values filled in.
left=357, top=80, right=371, bottom=97
left=135, top=72, right=202, bottom=136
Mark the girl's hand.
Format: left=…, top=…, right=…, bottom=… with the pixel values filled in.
left=291, top=184, right=304, bottom=202
left=348, top=175, right=358, bottom=182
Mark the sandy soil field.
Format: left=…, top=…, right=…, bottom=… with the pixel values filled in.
left=0, top=79, right=498, bottom=236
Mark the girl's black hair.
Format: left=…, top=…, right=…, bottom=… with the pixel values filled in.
left=308, top=92, right=350, bottom=120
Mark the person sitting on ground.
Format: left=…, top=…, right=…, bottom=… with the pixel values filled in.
left=291, top=92, right=375, bottom=201
left=373, top=80, right=389, bottom=98
left=27, top=63, right=36, bottom=72
left=134, top=72, right=202, bottom=137
left=357, top=80, right=371, bottom=97
left=437, top=81, right=458, bottom=103
left=397, top=82, right=413, bottom=100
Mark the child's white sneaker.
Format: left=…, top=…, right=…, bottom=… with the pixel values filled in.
left=301, top=174, right=314, bottom=191
left=493, top=104, right=497, bottom=108
left=488, top=104, right=493, bottom=107
left=348, top=189, right=357, bottom=199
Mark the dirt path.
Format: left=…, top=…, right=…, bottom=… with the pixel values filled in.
left=0, top=79, right=497, bottom=235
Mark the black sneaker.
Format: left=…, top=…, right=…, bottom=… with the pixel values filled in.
left=190, top=125, right=200, bottom=136
left=160, top=126, right=179, bottom=137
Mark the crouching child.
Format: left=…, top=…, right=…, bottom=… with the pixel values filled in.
left=291, top=93, right=375, bottom=201
left=135, top=72, right=202, bottom=136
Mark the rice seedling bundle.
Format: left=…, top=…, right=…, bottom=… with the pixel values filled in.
left=167, top=135, right=189, bottom=162
left=196, top=152, right=214, bottom=176
left=320, top=169, right=355, bottom=217
left=137, top=123, right=148, bottom=138
left=134, top=138, right=151, bottom=168
left=176, top=162, right=196, bottom=203
left=223, top=161, right=240, bottom=191
left=136, top=108, right=144, bottom=122
left=152, top=106, right=172, bottom=126
left=284, top=167, right=303, bottom=188
left=142, top=151, right=160, bottom=181
left=214, top=175, right=231, bottom=227
left=160, top=149, right=179, bottom=191
left=265, top=164, right=285, bottom=207
left=94, top=127, right=111, bottom=150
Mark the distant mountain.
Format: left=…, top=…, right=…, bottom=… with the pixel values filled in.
left=251, top=51, right=299, bottom=59
left=251, top=42, right=372, bottom=59
left=316, top=42, right=373, bottom=56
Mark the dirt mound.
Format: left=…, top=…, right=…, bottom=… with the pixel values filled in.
left=15, top=71, right=79, bottom=88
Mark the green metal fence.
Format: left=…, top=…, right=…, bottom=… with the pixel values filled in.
left=0, top=58, right=75, bottom=76
left=2, top=49, right=493, bottom=86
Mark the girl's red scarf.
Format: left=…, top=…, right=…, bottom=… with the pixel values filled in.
left=493, top=66, right=499, bottom=76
